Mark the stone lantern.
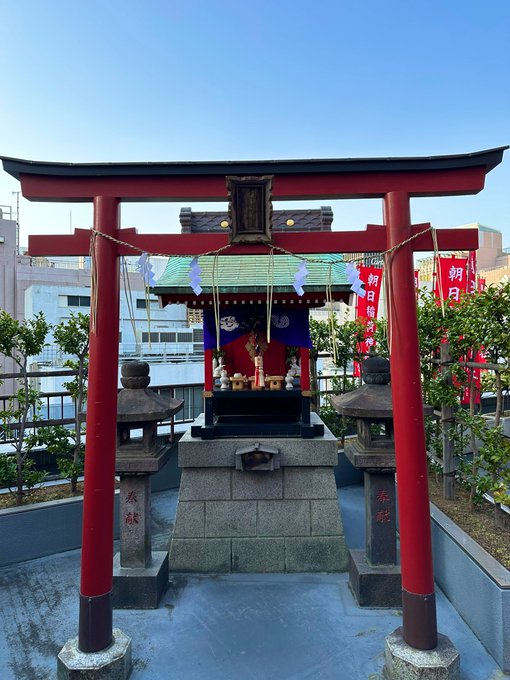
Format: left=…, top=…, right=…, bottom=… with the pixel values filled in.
left=331, top=355, right=432, bottom=608
left=113, top=361, right=183, bottom=609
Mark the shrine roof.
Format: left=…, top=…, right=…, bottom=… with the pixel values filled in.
left=152, top=253, right=349, bottom=297
left=1, top=147, right=506, bottom=179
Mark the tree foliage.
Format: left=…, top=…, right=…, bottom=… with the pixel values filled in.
left=0, top=311, right=50, bottom=504
left=45, top=312, right=89, bottom=492
left=417, top=282, right=510, bottom=524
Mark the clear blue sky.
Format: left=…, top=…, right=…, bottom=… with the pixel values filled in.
left=1, top=0, right=509, bottom=248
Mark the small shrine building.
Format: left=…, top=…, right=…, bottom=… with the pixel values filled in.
left=153, top=207, right=351, bottom=439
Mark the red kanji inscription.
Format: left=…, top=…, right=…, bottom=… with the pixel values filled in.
left=376, top=509, right=391, bottom=523
left=124, top=512, right=139, bottom=526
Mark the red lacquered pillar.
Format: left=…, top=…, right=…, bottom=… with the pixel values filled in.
left=384, top=191, right=437, bottom=650
left=79, top=196, right=120, bottom=652
left=300, top=347, right=310, bottom=392
left=204, top=348, right=214, bottom=392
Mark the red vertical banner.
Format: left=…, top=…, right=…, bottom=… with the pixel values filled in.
left=467, top=250, right=477, bottom=294
left=461, top=251, right=483, bottom=405
left=414, top=269, right=420, bottom=299
left=434, top=255, right=468, bottom=305
left=356, top=266, right=383, bottom=360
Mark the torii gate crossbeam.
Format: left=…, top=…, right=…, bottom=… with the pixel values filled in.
left=1, top=148, right=505, bottom=657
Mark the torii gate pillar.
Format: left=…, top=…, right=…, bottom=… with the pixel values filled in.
left=78, top=196, right=121, bottom=652
left=385, top=192, right=436, bottom=649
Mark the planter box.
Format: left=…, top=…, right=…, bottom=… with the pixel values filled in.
left=462, top=413, right=510, bottom=454
left=0, top=490, right=120, bottom=567
left=481, top=413, right=510, bottom=437
left=431, top=502, right=510, bottom=672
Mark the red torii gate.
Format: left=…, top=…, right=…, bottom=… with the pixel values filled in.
left=1, top=147, right=506, bottom=656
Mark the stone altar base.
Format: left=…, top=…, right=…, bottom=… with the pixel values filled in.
left=113, top=551, right=168, bottom=609
left=169, top=414, right=348, bottom=573
left=349, top=549, right=402, bottom=608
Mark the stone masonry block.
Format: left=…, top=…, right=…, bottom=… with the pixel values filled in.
left=232, top=538, right=285, bottom=572
left=284, top=467, right=337, bottom=499
left=257, top=500, right=310, bottom=536
left=173, top=501, right=204, bottom=538
left=232, top=469, right=283, bottom=500
left=179, top=435, right=236, bottom=467
left=179, top=468, right=231, bottom=501
left=285, top=536, right=348, bottom=572
left=205, top=501, right=257, bottom=537
left=169, top=538, right=231, bottom=573
left=310, top=499, right=344, bottom=536
left=179, top=415, right=339, bottom=467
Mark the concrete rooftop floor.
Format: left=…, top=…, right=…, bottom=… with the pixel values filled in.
left=0, top=486, right=505, bottom=680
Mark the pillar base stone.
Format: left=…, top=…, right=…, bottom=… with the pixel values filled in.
left=383, top=627, right=460, bottom=680
left=113, top=551, right=169, bottom=608
left=57, top=629, right=132, bottom=680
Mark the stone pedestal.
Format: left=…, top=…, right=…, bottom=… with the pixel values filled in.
left=113, top=470, right=169, bottom=608
left=384, top=628, right=460, bottom=679
left=57, top=629, right=132, bottom=680
left=349, top=549, right=402, bottom=607
left=342, top=436, right=402, bottom=607
left=113, top=360, right=183, bottom=609
left=169, top=413, right=348, bottom=573
left=113, top=551, right=168, bottom=609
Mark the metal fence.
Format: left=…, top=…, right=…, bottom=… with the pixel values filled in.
left=0, top=382, right=204, bottom=444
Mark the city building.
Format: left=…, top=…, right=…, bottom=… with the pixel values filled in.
left=417, top=223, right=510, bottom=284
left=0, top=214, right=202, bottom=396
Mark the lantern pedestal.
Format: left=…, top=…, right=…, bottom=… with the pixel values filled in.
left=346, top=443, right=402, bottom=608
left=331, top=356, right=433, bottom=608
left=113, top=471, right=169, bottom=609
left=349, top=550, right=402, bottom=608
left=113, top=361, right=183, bottom=609
left=113, top=551, right=169, bottom=610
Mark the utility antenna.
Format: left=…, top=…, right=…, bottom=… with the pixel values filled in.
left=11, top=191, right=20, bottom=254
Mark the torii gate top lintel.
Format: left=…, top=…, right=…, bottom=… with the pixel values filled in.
left=1, top=146, right=506, bottom=202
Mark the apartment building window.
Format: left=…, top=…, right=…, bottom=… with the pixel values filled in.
left=141, top=331, right=193, bottom=344
left=136, top=297, right=159, bottom=309
left=142, top=332, right=159, bottom=343
left=187, top=308, right=204, bottom=325
left=67, top=295, right=91, bottom=307
left=192, top=328, right=204, bottom=343
left=159, top=332, right=177, bottom=343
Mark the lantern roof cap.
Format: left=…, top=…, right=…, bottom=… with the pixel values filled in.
left=331, top=355, right=433, bottom=418
left=117, top=361, right=183, bottom=423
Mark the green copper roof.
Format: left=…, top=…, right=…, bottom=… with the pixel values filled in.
left=153, top=253, right=349, bottom=295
